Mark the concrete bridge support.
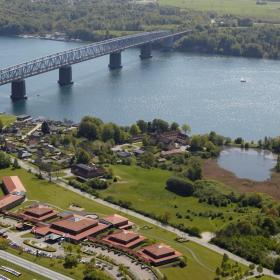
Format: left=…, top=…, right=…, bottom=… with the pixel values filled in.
left=11, top=80, right=27, bottom=101
left=58, top=66, right=73, bottom=86
left=109, top=52, right=122, bottom=70
left=140, top=43, right=152, bottom=59
left=162, top=36, right=174, bottom=51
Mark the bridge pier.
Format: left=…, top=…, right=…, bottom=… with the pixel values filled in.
left=109, top=52, right=122, bottom=70
left=58, top=66, right=73, bottom=86
left=162, top=36, right=174, bottom=51
left=140, top=43, right=152, bottom=59
left=11, top=80, right=27, bottom=101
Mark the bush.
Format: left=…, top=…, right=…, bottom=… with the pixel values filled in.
left=166, top=177, right=194, bottom=196
left=87, top=178, right=108, bottom=190
left=0, top=152, right=10, bottom=169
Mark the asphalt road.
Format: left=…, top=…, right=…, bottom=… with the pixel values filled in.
left=0, top=250, right=73, bottom=280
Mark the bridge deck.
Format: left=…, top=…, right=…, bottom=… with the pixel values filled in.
left=0, top=30, right=188, bottom=86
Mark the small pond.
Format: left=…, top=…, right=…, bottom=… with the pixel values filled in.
left=217, top=148, right=277, bottom=181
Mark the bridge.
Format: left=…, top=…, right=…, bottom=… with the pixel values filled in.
left=0, top=30, right=189, bottom=100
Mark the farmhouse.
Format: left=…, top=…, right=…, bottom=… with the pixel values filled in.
left=137, top=243, right=182, bottom=266
left=102, top=230, right=146, bottom=249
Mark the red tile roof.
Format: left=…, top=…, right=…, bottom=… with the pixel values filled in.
left=102, top=214, right=130, bottom=226
left=51, top=214, right=98, bottom=233
left=0, top=194, right=24, bottom=210
left=102, top=230, right=146, bottom=249
left=25, top=206, right=53, bottom=217
left=137, top=243, right=182, bottom=265
left=2, top=176, right=26, bottom=194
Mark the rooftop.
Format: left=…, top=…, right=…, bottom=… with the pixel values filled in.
left=102, top=214, right=129, bottom=226
left=2, top=176, right=26, bottom=195
left=51, top=214, right=98, bottom=233
left=0, top=194, right=24, bottom=210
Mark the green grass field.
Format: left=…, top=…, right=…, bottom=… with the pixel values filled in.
left=0, top=114, right=16, bottom=126
left=159, top=0, right=280, bottom=21
left=0, top=258, right=49, bottom=280
left=98, top=165, right=259, bottom=232
left=0, top=167, right=275, bottom=280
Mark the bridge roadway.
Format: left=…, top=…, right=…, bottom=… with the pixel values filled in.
left=0, top=30, right=190, bottom=101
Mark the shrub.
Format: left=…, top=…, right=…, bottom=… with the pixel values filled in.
left=166, top=177, right=194, bottom=196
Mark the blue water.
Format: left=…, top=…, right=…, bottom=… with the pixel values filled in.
left=1, top=36, right=280, bottom=140
left=218, top=148, right=277, bottom=181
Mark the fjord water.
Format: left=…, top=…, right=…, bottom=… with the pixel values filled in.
left=1, top=36, right=280, bottom=140
left=218, top=148, right=277, bottom=181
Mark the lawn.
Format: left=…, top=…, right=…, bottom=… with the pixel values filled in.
left=0, top=167, right=274, bottom=280
left=158, top=0, right=280, bottom=22
left=0, top=257, right=49, bottom=280
left=0, top=114, right=16, bottom=126
left=98, top=165, right=259, bottom=232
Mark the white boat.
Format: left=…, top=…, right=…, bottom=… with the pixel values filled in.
left=240, top=78, right=246, bottom=83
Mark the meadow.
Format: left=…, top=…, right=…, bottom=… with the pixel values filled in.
left=159, top=0, right=280, bottom=21
left=99, top=165, right=260, bottom=232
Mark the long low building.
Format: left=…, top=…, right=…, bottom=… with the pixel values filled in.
left=0, top=176, right=26, bottom=211
left=33, top=213, right=109, bottom=243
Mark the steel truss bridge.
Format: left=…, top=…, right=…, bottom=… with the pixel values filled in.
left=0, top=30, right=189, bottom=100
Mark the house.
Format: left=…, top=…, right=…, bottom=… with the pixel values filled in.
left=0, top=194, right=25, bottom=211
left=137, top=243, right=182, bottom=266
left=33, top=214, right=109, bottom=243
left=133, top=149, right=145, bottom=157
left=117, top=151, right=131, bottom=158
left=18, top=150, right=32, bottom=159
left=71, top=164, right=106, bottom=179
left=101, top=214, right=134, bottom=230
left=102, top=230, right=146, bottom=249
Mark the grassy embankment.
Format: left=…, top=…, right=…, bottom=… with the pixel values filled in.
left=159, top=0, right=280, bottom=21
left=0, top=257, right=49, bottom=280
left=0, top=114, right=16, bottom=126
left=0, top=167, right=264, bottom=280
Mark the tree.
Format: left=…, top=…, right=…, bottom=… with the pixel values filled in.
left=185, top=158, right=202, bottom=181
left=140, top=152, right=154, bottom=168
left=0, top=120, right=3, bottom=133
left=78, top=117, right=100, bottom=140
left=64, top=254, right=78, bottom=268
left=136, top=120, right=148, bottom=134
left=257, top=265, right=263, bottom=274
left=76, top=149, right=90, bottom=164
left=12, top=158, right=20, bottom=169
left=41, top=121, right=50, bottom=134
left=0, top=152, right=10, bottom=169
left=0, top=238, right=8, bottom=250
left=170, top=122, right=179, bottom=131
left=274, top=257, right=280, bottom=274
left=129, top=124, right=141, bottom=136
left=275, top=155, right=280, bottom=172
left=181, top=123, right=191, bottom=134
left=166, top=177, right=194, bottom=196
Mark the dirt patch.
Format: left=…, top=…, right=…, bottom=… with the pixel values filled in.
left=203, top=159, right=280, bottom=200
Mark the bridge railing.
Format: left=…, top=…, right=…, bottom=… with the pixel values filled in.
left=0, top=30, right=178, bottom=85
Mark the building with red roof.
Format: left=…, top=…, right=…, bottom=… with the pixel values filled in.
left=137, top=243, right=182, bottom=266
left=101, top=214, right=134, bottom=230
left=20, top=204, right=58, bottom=223
left=33, top=214, right=109, bottom=243
left=102, top=230, right=146, bottom=249
left=0, top=194, right=25, bottom=211
left=2, top=176, right=26, bottom=195
left=0, top=176, right=26, bottom=211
